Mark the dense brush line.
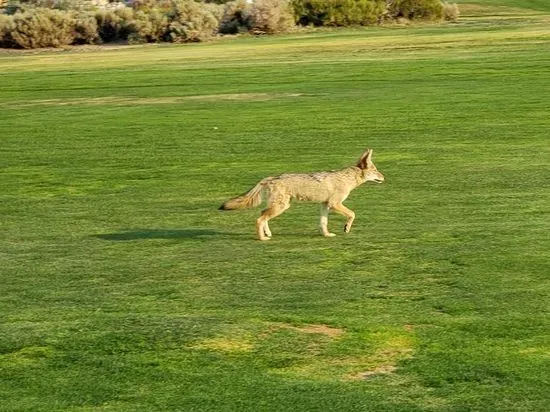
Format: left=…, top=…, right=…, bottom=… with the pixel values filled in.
left=0, top=0, right=459, bottom=49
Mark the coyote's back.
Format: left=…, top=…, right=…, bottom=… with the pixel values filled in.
left=219, top=149, right=384, bottom=240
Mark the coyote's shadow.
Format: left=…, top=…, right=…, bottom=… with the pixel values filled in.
left=93, top=229, right=242, bottom=241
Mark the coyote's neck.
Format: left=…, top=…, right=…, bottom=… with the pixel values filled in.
left=343, top=166, right=366, bottom=188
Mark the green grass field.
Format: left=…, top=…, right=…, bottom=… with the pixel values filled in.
left=1, top=2, right=550, bottom=411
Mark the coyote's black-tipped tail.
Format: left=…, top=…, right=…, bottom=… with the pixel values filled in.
left=219, top=179, right=267, bottom=211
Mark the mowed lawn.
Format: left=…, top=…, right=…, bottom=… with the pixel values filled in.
left=1, top=7, right=549, bottom=412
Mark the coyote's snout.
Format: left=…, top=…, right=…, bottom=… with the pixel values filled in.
left=219, top=149, right=384, bottom=240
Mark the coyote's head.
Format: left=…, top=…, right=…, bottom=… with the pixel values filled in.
left=357, top=149, right=384, bottom=183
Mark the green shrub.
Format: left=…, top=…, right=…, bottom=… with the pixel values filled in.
left=166, top=0, right=220, bottom=43
left=328, top=0, right=386, bottom=26
left=249, top=0, right=294, bottom=33
left=387, top=0, right=444, bottom=21
left=292, top=0, right=386, bottom=27
left=10, top=8, right=75, bottom=48
left=293, top=0, right=446, bottom=26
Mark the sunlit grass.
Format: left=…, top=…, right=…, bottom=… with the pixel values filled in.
left=1, top=8, right=549, bottom=411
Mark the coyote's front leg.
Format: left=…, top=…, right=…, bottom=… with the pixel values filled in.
left=319, top=203, right=336, bottom=237
left=332, top=203, right=355, bottom=233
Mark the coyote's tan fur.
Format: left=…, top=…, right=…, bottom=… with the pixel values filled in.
left=219, top=149, right=384, bottom=240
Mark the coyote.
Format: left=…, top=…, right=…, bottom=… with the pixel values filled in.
left=219, top=149, right=384, bottom=240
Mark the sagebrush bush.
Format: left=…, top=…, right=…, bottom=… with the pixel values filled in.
left=220, top=0, right=253, bottom=34
left=0, top=14, right=16, bottom=48
left=95, top=6, right=135, bottom=42
left=74, top=12, right=99, bottom=44
left=10, top=8, right=75, bottom=48
left=95, top=9, right=123, bottom=42
left=128, top=9, right=169, bottom=43
left=203, top=1, right=224, bottom=23
left=166, top=0, right=220, bottom=43
left=130, top=0, right=172, bottom=13
left=1, top=0, right=456, bottom=49
left=249, top=0, right=294, bottom=33
left=443, top=2, right=459, bottom=22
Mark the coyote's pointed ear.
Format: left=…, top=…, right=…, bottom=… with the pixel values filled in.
left=366, top=149, right=373, bottom=165
left=357, top=149, right=372, bottom=169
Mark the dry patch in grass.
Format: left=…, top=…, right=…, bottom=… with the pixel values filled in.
left=6, top=93, right=303, bottom=108
left=343, top=335, right=415, bottom=381
left=190, top=337, right=254, bottom=353
left=189, top=322, right=343, bottom=355
left=269, top=329, right=415, bottom=382
left=266, top=322, right=345, bottom=338
left=351, top=364, right=397, bottom=379
left=185, top=93, right=303, bottom=102
left=188, top=323, right=415, bottom=382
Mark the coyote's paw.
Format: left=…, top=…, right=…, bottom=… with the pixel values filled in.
left=323, top=233, right=336, bottom=238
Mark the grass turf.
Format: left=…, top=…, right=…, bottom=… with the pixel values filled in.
left=1, top=8, right=549, bottom=412
left=455, top=0, right=550, bottom=13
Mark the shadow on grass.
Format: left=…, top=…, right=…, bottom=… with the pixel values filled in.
left=93, top=229, right=245, bottom=241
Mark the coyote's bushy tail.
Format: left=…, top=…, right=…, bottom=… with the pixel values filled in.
left=219, top=179, right=269, bottom=210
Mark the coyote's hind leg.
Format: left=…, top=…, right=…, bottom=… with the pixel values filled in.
left=256, top=195, right=290, bottom=241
